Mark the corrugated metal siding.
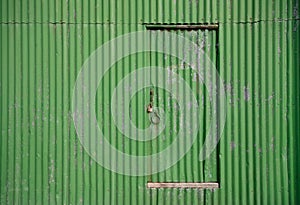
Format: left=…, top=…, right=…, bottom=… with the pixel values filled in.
left=1, top=0, right=298, bottom=24
left=219, top=20, right=299, bottom=205
left=0, top=0, right=299, bottom=205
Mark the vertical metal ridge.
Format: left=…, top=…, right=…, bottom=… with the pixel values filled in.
left=19, top=2, right=24, bottom=204
left=0, top=15, right=2, bottom=205
left=293, top=7, right=300, bottom=203
left=286, top=11, right=294, bottom=200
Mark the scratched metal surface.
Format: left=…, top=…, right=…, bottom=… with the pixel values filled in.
left=0, top=0, right=299, bottom=204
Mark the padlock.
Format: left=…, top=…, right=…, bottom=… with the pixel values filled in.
left=147, top=104, right=153, bottom=113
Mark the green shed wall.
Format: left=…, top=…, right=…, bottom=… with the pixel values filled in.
left=1, top=0, right=300, bottom=204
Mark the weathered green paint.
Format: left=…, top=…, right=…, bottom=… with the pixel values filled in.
left=0, top=0, right=299, bottom=204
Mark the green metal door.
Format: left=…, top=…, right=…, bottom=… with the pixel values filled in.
left=147, top=29, right=219, bottom=184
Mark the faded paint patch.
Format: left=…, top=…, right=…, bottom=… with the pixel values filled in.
left=230, top=141, right=236, bottom=150
left=224, top=82, right=233, bottom=95
left=243, top=86, right=250, bottom=101
left=254, top=144, right=262, bottom=153
left=270, top=137, right=274, bottom=151
left=293, top=2, right=299, bottom=18
left=49, top=159, right=55, bottom=184
left=267, top=92, right=275, bottom=101
left=224, top=82, right=235, bottom=105
left=277, top=32, right=281, bottom=60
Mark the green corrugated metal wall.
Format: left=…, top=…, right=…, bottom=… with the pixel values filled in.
left=1, top=0, right=299, bottom=204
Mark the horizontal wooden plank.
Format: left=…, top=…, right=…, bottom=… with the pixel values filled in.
left=147, top=182, right=219, bottom=189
